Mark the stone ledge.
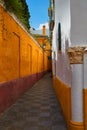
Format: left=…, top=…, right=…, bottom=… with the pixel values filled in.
left=67, top=47, right=86, bottom=64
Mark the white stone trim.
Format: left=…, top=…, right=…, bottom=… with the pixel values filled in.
left=71, top=64, right=83, bottom=122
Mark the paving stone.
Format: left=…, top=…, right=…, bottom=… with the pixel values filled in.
left=0, top=73, right=67, bottom=130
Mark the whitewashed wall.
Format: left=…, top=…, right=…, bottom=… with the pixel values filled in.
left=70, top=1, right=87, bottom=122
left=70, top=0, right=87, bottom=46
left=83, top=52, right=87, bottom=88
left=52, top=0, right=87, bottom=124
left=52, top=0, right=71, bottom=86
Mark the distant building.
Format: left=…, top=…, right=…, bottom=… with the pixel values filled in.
left=33, top=25, right=52, bottom=71
left=30, top=27, right=49, bottom=36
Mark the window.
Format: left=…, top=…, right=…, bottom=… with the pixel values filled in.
left=58, top=22, right=61, bottom=51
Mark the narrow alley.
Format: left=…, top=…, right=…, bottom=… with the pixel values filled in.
left=0, top=73, right=67, bottom=130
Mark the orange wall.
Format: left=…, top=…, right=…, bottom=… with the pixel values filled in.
left=0, top=5, right=50, bottom=82
left=83, top=89, right=87, bottom=130
left=53, top=75, right=71, bottom=128
left=36, top=37, right=52, bottom=71
left=36, top=37, right=51, bottom=56
left=53, top=75, right=85, bottom=130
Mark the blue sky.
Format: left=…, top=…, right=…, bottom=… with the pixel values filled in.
left=26, top=0, right=49, bottom=29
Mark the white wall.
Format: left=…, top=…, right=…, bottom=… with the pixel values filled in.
left=71, top=64, right=83, bottom=122
left=83, top=52, right=87, bottom=88
left=70, top=0, right=87, bottom=46
left=52, top=0, right=87, bottom=123
left=52, top=0, right=70, bottom=57
left=55, top=0, right=71, bottom=50
left=52, top=0, right=71, bottom=86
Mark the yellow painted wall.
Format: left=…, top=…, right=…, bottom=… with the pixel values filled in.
left=53, top=75, right=85, bottom=130
left=53, top=76, right=71, bottom=128
left=36, top=36, right=52, bottom=71
left=36, top=37, right=45, bottom=47
left=35, top=35, right=52, bottom=72
left=0, top=6, right=3, bottom=43
left=83, top=89, right=87, bottom=130
left=69, top=121, right=84, bottom=130
left=36, top=37, right=51, bottom=56
left=0, top=5, right=49, bottom=82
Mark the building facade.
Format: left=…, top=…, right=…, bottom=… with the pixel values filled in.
left=49, top=0, right=87, bottom=130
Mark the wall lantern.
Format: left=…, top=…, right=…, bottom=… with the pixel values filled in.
left=43, top=43, right=46, bottom=50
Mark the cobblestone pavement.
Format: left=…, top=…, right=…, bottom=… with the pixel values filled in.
left=0, top=73, right=67, bottom=130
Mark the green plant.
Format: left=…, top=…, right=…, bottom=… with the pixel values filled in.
left=4, top=0, right=30, bottom=29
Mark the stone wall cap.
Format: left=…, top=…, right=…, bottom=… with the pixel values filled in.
left=84, top=48, right=87, bottom=53
left=67, top=46, right=86, bottom=64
